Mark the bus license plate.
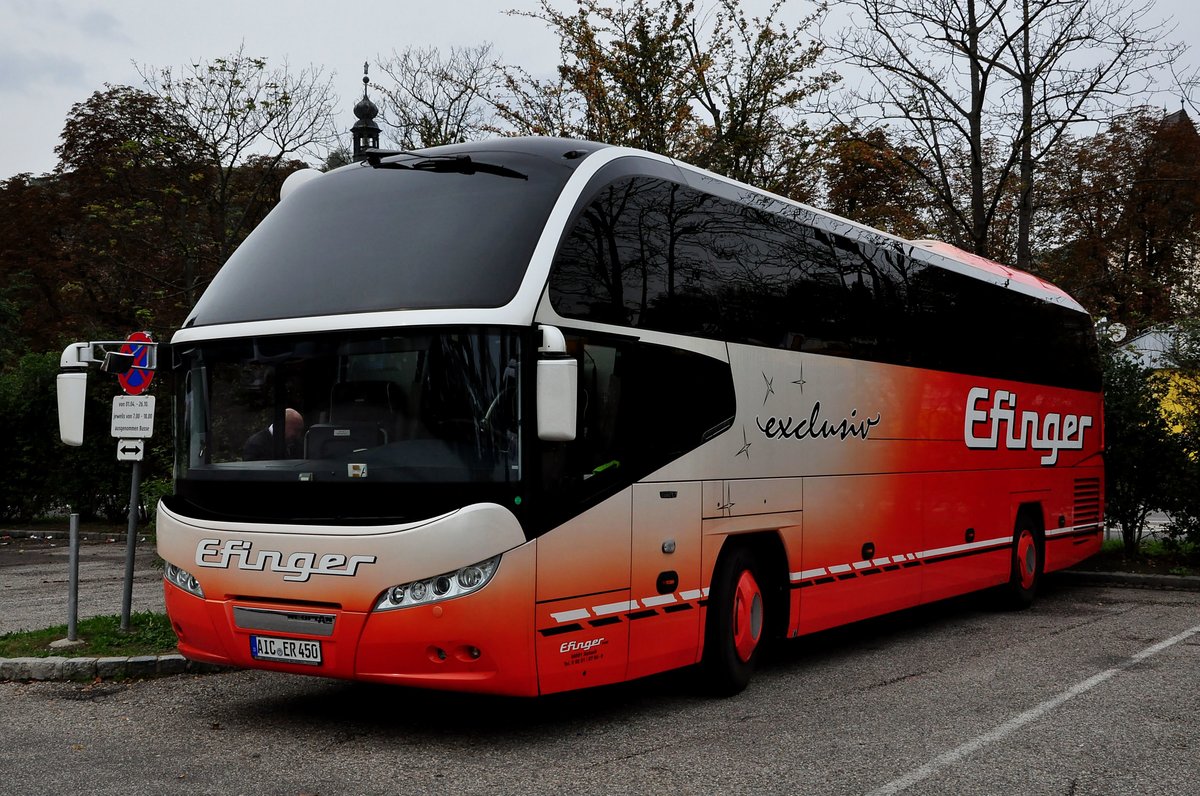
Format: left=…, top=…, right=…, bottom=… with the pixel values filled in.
left=250, top=635, right=322, bottom=666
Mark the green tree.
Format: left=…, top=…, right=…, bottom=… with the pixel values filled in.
left=1102, top=349, right=1190, bottom=555
left=0, top=352, right=170, bottom=523
left=0, top=353, right=61, bottom=521
left=53, top=84, right=209, bottom=338
left=1039, top=107, right=1200, bottom=331
left=0, top=174, right=58, bottom=354
left=500, top=0, right=836, bottom=199
left=1158, top=322, right=1200, bottom=548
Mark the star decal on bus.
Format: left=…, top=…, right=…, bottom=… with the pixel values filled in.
left=736, top=427, right=752, bottom=459
left=792, top=363, right=806, bottom=393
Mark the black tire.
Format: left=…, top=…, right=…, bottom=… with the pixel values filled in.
left=1000, top=520, right=1043, bottom=610
left=701, top=545, right=768, bottom=696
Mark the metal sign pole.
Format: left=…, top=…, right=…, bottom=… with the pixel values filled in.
left=120, top=459, right=141, bottom=632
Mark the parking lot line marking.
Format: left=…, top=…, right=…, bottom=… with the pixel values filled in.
left=866, top=622, right=1200, bottom=796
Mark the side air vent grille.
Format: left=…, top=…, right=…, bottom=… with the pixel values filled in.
left=1073, top=477, right=1102, bottom=530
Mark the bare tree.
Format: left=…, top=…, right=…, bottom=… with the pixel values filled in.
left=830, top=0, right=1180, bottom=269
left=682, top=0, right=837, bottom=196
left=492, top=66, right=582, bottom=138
left=139, top=45, right=339, bottom=272
left=374, top=44, right=503, bottom=149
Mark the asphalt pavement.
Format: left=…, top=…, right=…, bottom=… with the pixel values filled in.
left=3, top=573, right=1197, bottom=795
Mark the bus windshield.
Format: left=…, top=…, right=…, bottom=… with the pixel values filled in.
left=182, top=150, right=578, bottom=327
left=176, top=328, right=521, bottom=487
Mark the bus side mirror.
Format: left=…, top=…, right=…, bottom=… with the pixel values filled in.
left=537, top=325, right=577, bottom=442
left=100, top=350, right=135, bottom=375
left=58, top=343, right=90, bottom=446
left=56, top=337, right=159, bottom=446
left=59, top=340, right=91, bottom=444
left=57, top=372, right=88, bottom=446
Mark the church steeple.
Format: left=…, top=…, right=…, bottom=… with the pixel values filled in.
left=351, top=61, right=380, bottom=161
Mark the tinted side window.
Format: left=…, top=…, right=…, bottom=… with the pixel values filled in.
left=550, top=177, right=854, bottom=349
left=908, top=266, right=1101, bottom=390
left=549, top=175, right=1099, bottom=391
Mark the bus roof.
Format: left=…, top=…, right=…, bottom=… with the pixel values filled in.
left=909, top=239, right=1081, bottom=309
left=175, top=137, right=1088, bottom=345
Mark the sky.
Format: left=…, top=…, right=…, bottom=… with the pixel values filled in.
left=0, top=0, right=1197, bottom=181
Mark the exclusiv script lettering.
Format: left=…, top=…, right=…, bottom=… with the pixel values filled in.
left=195, top=539, right=377, bottom=583
left=757, top=401, right=882, bottom=441
left=963, top=386, right=1094, bottom=466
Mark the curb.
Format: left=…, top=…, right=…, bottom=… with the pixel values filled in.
left=1, top=529, right=151, bottom=544
left=0, top=654, right=229, bottom=684
left=1055, top=569, right=1200, bottom=592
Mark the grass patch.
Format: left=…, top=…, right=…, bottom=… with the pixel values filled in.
left=1083, top=537, right=1200, bottom=576
left=0, top=611, right=177, bottom=658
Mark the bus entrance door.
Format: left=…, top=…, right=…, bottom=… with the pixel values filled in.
left=628, top=482, right=703, bottom=681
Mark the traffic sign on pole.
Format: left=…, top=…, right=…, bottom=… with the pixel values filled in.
left=111, top=395, right=155, bottom=438
left=117, top=331, right=154, bottom=395
left=116, top=439, right=145, bottom=461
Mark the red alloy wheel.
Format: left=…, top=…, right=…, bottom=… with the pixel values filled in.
left=732, top=569, right=764, bottom=663
left=1016, top=528, right=1038, bottom=590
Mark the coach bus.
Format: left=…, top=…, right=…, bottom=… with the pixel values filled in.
left=153, top=137, right=1103, bottom=696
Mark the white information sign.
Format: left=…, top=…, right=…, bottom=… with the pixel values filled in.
left=111, top=395, right=155, bottom=438
left=116, top=439, right=145, bottom=461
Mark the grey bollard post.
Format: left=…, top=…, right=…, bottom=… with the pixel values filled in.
left=67, top=512, right=80, bottom=641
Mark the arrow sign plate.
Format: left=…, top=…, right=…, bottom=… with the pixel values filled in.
left=117, top=439, right=145, bottom=461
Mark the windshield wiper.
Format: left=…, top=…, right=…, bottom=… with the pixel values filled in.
left=364, top=150, right=527, bottom=180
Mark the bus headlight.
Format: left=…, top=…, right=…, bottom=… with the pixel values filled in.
left=164, top=562, right=205, bottom=599
left=374, top=556, right=500, bottom=611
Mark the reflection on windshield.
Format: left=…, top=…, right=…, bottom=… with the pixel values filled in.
left=179, top=329, right=521, bottom=484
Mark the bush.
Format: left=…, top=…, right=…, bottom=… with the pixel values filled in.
left=1099, top=348, right=1195, bottom=554
left=1104, top=330, right=1200, bottom=554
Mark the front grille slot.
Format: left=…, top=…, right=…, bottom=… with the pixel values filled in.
left=233, top=606, right=337, bottom=637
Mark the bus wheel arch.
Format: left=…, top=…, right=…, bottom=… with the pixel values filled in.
left=700, top=532, right=788, bottom=695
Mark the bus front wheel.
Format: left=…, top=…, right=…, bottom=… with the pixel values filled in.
left=701, top=545, right=767, bottom=696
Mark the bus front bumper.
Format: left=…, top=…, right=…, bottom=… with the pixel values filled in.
left=162, top=543, right=539, bottom=696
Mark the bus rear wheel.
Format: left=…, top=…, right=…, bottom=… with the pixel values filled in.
left=701, top=545, right=767, bottom=696
left=1001, top=521, right=1043, bottom=610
